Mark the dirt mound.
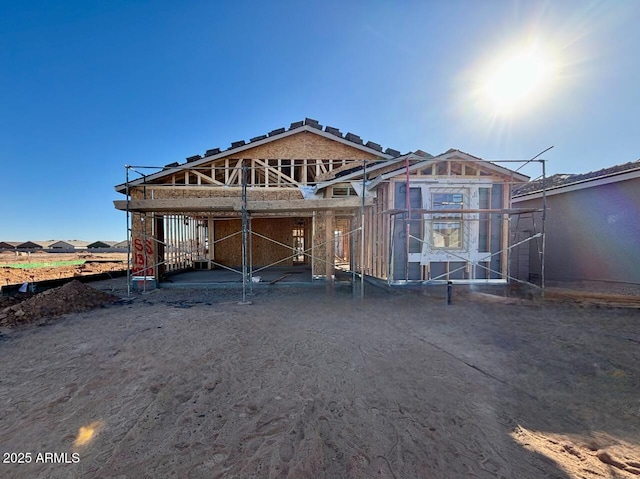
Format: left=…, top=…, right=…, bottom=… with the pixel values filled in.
left=0, top=296, right=21, bottom=309
left=0, top=280, right=117, bottom=328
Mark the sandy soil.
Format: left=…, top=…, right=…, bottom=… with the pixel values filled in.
left=0, top=281, right=638, bottom=478
left=0, top=252, right=127, bottom=286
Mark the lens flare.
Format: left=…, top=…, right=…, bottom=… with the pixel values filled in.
left=73, top=421, right=103, bottom=447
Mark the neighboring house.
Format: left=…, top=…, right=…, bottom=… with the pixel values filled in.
left=16, top=241, right=44, bottom=250
left=113, top=240, right=129, bottom=248
left=87, top=241, right=117, bottom=248
left=46, top=240, right=90, bottom=250
left=47, top=240, right=74, bottom=249
left=113, top=119, right=529, bottom=283
left=512, top=160, right=640, bottom=285
left=0, top=241, right=19, bottom=251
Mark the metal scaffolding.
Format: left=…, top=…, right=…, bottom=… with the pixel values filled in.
left=121, top=162, right=362, bottom=300
left=386, top=155, right=549, bottom=290
left=120, top=151, right=549, bottom=298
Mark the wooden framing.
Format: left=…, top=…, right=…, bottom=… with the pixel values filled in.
left=116, top=122, right=530, bottom=284
left=115, top=198, right=374, bottom=213
left=118, top=126, right=387, bottom=281
left=351, top=152, right=529, bottom=283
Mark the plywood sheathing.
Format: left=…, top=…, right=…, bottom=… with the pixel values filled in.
left=147, top=131, right=382, bottom=187
left=130, top=211, right=156, bottom=277
left=213, top=218, right=307, bottom=268
left=231, top=131, right=381, bottom=160
left=132, top=186, right=304, bottom=201
left=312, top=211, right=329, bottom=278
left=325, top=211, right=335, bottom=280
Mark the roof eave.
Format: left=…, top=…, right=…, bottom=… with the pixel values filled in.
left=513, top=167, right=640, bottom=201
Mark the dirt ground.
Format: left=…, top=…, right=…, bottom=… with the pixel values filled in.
left=0, top=251, right=126, bottom=286
left=0, top=280, right=639, bottom=479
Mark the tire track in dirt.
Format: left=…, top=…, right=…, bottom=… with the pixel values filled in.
left=3, top=289, right=633, bottom=478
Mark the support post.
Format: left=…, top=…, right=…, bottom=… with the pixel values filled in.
left=249, top=215, right=253, bottom=295
left=240, top=161, right=251, bottom=304
left=125, top=165, right=131, bottom=297
left=351, top=215, right=356, bottom=286
left=311, top=211, right=316, bottom=278
left=325, top=211, right=334, bottom=282
left=541, top=159, right=547, bottom=297
left=360, top=160, right=366, bottom=298
left=405, top=156, right=411, bottom=281
left=387, top=213, right=394, bottom=284
left=207, top=217, right=214, bottom=267
left=500, top=183, right=510, bottom=281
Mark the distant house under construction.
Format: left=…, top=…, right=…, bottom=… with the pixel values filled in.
left=114, top=119, right=532, bottom=286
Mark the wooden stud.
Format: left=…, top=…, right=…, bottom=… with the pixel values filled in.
left=325, top=211, right=334, bottom=280
left=501, top=184, right=510, bottom=280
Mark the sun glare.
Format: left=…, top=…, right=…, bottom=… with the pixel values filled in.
left=480, top=42, right=556, bottom=115
left=73, top=421, right=103, bottom=448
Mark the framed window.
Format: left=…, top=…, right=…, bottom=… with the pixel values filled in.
left=432, top=192, right=464, bottom=249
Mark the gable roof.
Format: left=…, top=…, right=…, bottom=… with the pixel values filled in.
left=16, top=241, right=44, bottom=249
left=87, top=241, right=118, bottom=248
left=47, top=240, right=90, bottom=249
left=363, top=149, right=529, bottom=191
left=513, top=159, right=640, bottom=199
left=115, top=118, right=400, bottom=193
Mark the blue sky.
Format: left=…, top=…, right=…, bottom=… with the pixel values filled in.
left=2, top=0, right=639, bottom=241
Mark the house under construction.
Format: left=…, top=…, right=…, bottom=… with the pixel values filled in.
left=114, top=119, right=540, bottom=291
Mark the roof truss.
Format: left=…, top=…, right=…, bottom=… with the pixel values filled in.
left=115, top=125, right=394, bottom=192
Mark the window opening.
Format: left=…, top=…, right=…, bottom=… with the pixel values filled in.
left=432, top=192, right=464, bottom=249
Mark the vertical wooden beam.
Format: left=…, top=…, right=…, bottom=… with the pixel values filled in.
left=366, top=207, right=373, bottom=275
left=501, top=183, right=510, bottom=279
left=383, top=186, right=390, bottom=280
left=325, top=210, right=334, bottom=280
left=379, top=189, right=385, bottom=277
left=487, top=188, right=492, bottom=261
left=265, top=159, right=269, bottom=187
left=155, top=214, right=165, bottom=278
left=208, top=218, right=214, bottom=266
left=170, top=215, right=175, bottom=271
left=251, top=159, right=256, bottom=186
left=311, top=211, right=316, bottom=277
left=174, top=215, right=178, bottom=270
left=181, top=216, right=186, bottom=269
left=277, top=159, right=282, bottom=187
left=373, top=197, right=378, bottom=278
